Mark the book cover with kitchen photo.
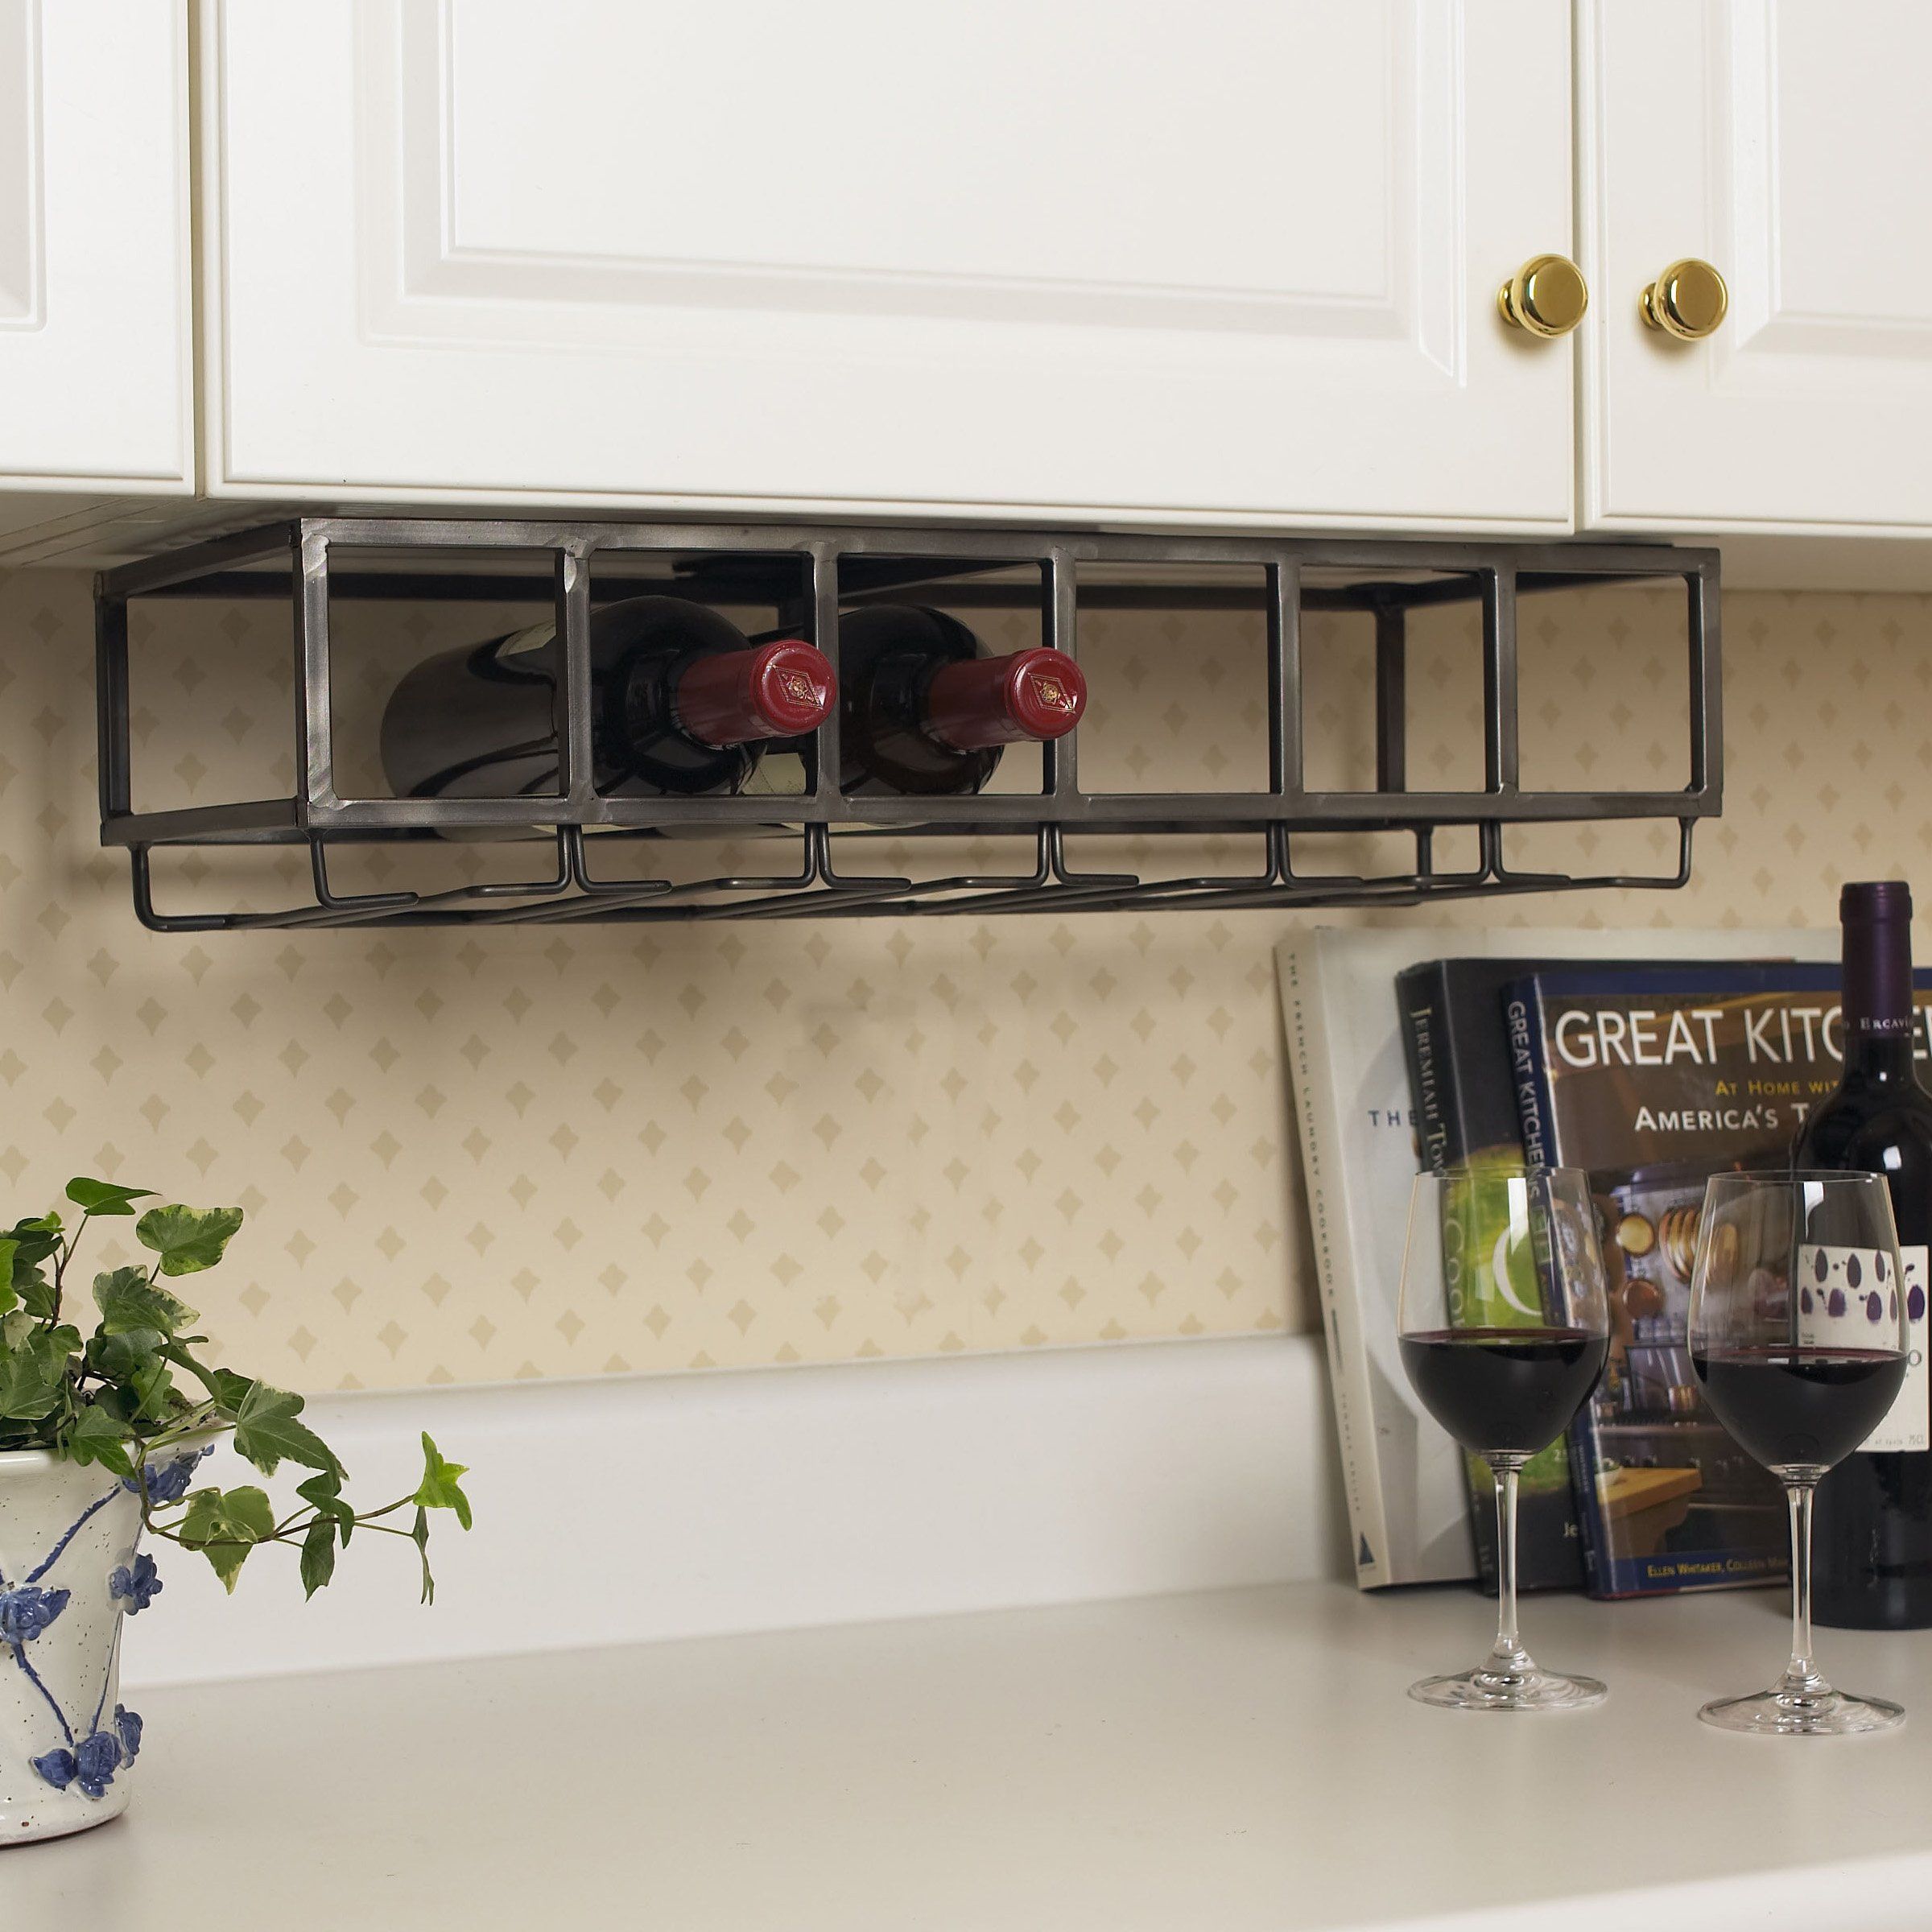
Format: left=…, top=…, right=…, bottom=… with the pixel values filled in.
left=1278, top=925, right=1831, bottom=1595
left=1280, top=927, right=1700, bottom=1591
left=1507, top=962, right=1932, bottom=1598
left=1396, top=935, right=1837, bottom=1595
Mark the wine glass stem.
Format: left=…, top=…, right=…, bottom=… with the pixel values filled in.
left=1782, top=1478, right=1823, bottom=1694
left=1488, top=1455, right=1529, bottom=1671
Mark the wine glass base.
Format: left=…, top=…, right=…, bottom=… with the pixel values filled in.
left=1408, top=1665, right=1607, bottom=1713
left=1699, top=1686, right=1904, bottom=1736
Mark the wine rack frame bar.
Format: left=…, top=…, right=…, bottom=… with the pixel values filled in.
left=96, top=518, right=1719, bottom=930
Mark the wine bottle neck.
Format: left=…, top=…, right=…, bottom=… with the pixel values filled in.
left=923, top=647, right=1086, bottom=753
left=1842, top=903, right=1917, bottom=1078
left=670, top=640, right=835, bottom=749
left=1845, top=1030, right=1918, bottom=1080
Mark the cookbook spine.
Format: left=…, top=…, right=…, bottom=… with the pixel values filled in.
left=1280, top=943, right=1391, bottom=1587
left=1397, top=963, right=1508, bottom=1591
left=1503, top=979, right=1608, bottom=1596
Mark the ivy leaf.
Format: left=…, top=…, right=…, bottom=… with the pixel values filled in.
left=231, top=1381, right=339, bottom=1479
left=0, top=1342, right=62, bottom=1423
left=87, top=1328, right=163, bottom=1381
left=87, top=1381, right=138, bottom=1428
left=80, top=1327, right=177, bottom=1428
left=5, top=1215, right=63, bottom=1269
left=0, top=1322, right=75, bottom=1418
left=411, top=1433, right=472, bottom=1531
left=177, top=1485, right=276, bottom=1592
left=299, top=1517, right=338, bottom=1599
left=297, top=1467, right=354, bottom=1542
left=411, top=1505, right=434, bottom=1606
left=126, top=1354, right=179, bottom=1424
left=94, top=1267, right=199, bottom=1339
left=227, top=1486, right=276, bottom=1538
left=14, top=1269, right=55, bottom=1320
left=0, top=1241, right=16, bottom=1319
left=134, top=1205, right=243, bottom=1277
left=6, top=1216, right=62, bottom=1319
left=65, top=1178, right=156, bottom=1218
left=295, top=1464, right=340, bottom=1504
left=177, top=1490, right=223, bottom=1546
left=209, top=1367, right=254, bottom=1414
left=65, top=1405, right=136, bottom=1479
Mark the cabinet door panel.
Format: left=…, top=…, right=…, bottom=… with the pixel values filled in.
left=0, top=1, right=190, bottom=489
left=211, top=0, right=1575, bottom=527
left=1583, top=0, right=1932, bottom=532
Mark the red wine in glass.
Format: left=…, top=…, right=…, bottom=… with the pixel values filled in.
left=1691, top=1349, right=1906, bottom=1475
left=1687, top=1169, right=1909, bottom=1735
left=1397, top=1166, right=1612, bottom=1713
left=1400, top=1327, right=1608, bottom=1459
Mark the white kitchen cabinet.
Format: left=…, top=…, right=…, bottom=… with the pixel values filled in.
left=1579, top=0, right=1932, bottom=537
left=0, top=2, right=192, bottom=525
left=203, top=0, right=1578, bottom=530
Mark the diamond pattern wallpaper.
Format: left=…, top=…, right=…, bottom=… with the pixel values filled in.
left=0, top=568, right=1919, bottom=1389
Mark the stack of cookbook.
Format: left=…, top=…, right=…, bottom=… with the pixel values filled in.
left=1274, top=925, right=1932, bottom=1600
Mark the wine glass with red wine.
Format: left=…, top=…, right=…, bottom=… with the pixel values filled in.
left=1398, top=1166, right=1610, bottom=1711
left=1689, top=1171, right=1909, bottom=1734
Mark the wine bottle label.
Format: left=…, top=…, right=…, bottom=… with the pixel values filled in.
left=1796, top=1244, right=1930, bottom=1454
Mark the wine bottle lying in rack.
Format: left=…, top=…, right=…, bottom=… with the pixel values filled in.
left=379, top=597, right=835, bottom=803
left=814, top=605, right=1086, bottom=797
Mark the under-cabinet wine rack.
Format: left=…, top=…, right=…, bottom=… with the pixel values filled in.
left=96, top=518, right=1719, bottom=930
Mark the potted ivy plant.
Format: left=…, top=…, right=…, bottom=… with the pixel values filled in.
left=0, top=1178, right=470, bottom=1844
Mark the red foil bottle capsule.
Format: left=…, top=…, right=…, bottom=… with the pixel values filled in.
left=924, top=647, right=1087, bottom=752
left=833, top=605, right=1088, bottom=797
left=673, top=640, right=836, bottom=748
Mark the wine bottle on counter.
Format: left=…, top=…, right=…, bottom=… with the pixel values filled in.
left=1792, top=879, right=1932, bottom=1629
left=824, top=605, right=1086, bottom=796
left=379, top=597, right=835, bottom=802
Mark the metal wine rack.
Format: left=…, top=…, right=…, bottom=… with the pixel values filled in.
left=96, top=518, right=1719, bottom=931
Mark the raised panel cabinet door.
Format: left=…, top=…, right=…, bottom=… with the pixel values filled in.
left=1581, top=0, right=1932, bottom=533
left=0, top=2, right=191, bottom=489
left=208, top=0, right=1575, bottom=529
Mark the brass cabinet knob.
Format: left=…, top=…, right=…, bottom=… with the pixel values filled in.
left=1496, top=254, right=1589, bottom=338
left=1641, top=258, right=1728, bottom=340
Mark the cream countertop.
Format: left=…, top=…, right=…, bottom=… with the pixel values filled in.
left=19, top=1579, right=1932, bottom=1931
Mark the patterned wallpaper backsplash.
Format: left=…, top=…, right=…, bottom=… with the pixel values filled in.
left=0, top=566, right=1922, bottom=1390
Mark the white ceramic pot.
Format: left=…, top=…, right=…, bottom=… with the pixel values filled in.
left=0, top=1445, right=200, bottom=1845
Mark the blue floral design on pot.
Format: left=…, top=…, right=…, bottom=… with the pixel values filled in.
left=6, top=1470, right=153, bottom=1819
left=21, top=1687, right=144, bottom=1804
left=31, top=1725, right=125, bottom=1800
left=0, top=1583, right=70, bottom=1644
left=123, top=1446, right=211, bottom=1506
left=109, top=1552, right=162, bottom=1614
